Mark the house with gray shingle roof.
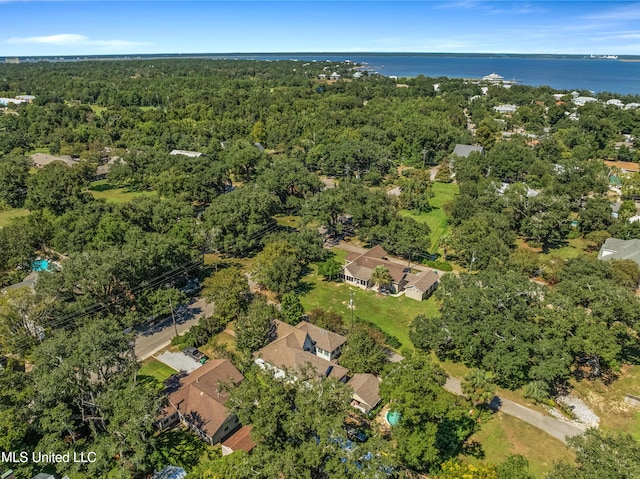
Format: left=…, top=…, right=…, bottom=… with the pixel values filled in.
left=452, top=144, right=484, bottom=158
left=597, top=238, right=640, bottom=266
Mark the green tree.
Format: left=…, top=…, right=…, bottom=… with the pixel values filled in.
left=0, top=155, right=29, bottom=207
left=26, top=162, right=89, bottom=215
left=223, top=366, right=386, bottom=478
left=380, top=354, right=475, bottom=472
left=547, top=429, right=640, bottom=479
left=280, top=292, right=304, bottom=325
left=317, top=256, right=343, bottom=281
left=202, top=267, right=250, bottom=321
left=203, top=186, right=279, bottom=254
left=253, top=240, right=303, bottom=295
left=579, top=197, right=613, bottom=234
left=370, top=265, right=392, bottom=290
left=496, top=455, right=535, bottom=479
left=235, top=297, right=275, bottom=355
left=339, top=324, right=388, bottom=374
left=30, top=319, right=161, bottom=478
left=461, top=369, right=496, bottom=406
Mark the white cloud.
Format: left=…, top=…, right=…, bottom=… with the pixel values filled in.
left=5, top=33, right=149, bottom=47
left=581, top=2, right=640, bottom=21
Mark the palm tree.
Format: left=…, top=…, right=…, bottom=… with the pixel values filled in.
left=461, top=369, right=496, bottom=406
left=370, top=265, right=392, bottom=291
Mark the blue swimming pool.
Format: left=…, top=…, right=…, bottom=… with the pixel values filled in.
left=386, top=411, right=401, bottom=427
left=31, top=259, right=49, bottom=272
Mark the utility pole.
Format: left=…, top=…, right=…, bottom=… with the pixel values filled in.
left=169, top=297, right=178, bottom=337
left=350, top=290, right=354, bottom=326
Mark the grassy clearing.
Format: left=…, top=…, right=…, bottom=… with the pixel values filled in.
left=0, top=208, right=29, bottom=227
left=299, top=249, right=440, bottom=349
left=538, top=237, right=593, bottom=261
left=89, top=104, right=107, bottom=114
left=275, top=214, right=301, bottom=229
left=88, top=180, right=157, bottom=203
left=138, top=359, right=177, bottom=385
left=400, top=182, right=459, bottom=251
left=571, top=364, right=640, bottom=441
left=25, top=147, right=50, bottom=155
left=464, top=412, right=574, bottom=477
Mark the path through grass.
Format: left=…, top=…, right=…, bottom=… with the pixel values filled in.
left=400, top=182, right=459, bottom=251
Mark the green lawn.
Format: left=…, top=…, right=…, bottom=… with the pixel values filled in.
left=400, top=182, right=459, bottom=251
left=0, top=208, right=30, bottom=227
left=463, top=412, right=574, bottom=477
left=299, top=249, right=441, bottom=349
left=88, top=180, right=157, bottom=203
left=138, top=359, right=177, bottom=385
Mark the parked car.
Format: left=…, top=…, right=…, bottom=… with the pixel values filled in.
left=183, top=347, right=208, bottom=363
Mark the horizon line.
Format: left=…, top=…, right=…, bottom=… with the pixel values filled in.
left=2, top=51, right=639, bottom=58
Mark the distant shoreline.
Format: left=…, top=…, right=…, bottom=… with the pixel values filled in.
left=3, top=52, right=640, bottom=62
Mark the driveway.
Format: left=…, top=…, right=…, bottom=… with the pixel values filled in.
left=155, top=351, right=202, bottom=374
left=444, top=377, right=586, bottom=444
left=134, top=297, right=215, bottom=360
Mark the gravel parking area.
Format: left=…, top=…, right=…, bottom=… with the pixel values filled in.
left=155, top=351, right=202, bottom=374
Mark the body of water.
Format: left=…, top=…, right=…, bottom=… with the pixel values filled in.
left=216, top=53, right=640, bottom=95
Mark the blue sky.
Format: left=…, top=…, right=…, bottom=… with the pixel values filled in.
left=1, top=1, right=640, bottom=56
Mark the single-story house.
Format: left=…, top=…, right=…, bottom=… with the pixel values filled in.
left=625, top=103, right=640, bottom=110
left=353, top=71, right=363, bottom=79
left=452, top=144, right=484, bottom=158
left=254, top=320, right=348, bottom=381
left=494, top=104, right=517, bottom=114
left=339, top=245, right=439, bottom=301
left=15, top=95, right=36, bottom=103
left=341, top=245, right=409, bottom=293
left=574, top=96, right=598, bottom=106
left=598, top=238, right=640, bottom=266
left=169, top=149, right=202, bottom=158
left=606, top=99, right=624, bottom=107
left=31, top=153, right=79, bottom=168
left=348, top=373, right=381, bottom=413
left=318, top=74, right=327, bottom=80
left=159, top=359, right=244, bottom=445
left=31, top=474, right=54, bottom=479
left=629, top=215, right=640, bottom=223
left=221, top=425, right=257, bottom=456
left=151, top=466, right=187, bottom=479
left=330, top=72, right=341, bottom=80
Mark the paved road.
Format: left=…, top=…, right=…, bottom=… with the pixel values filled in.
left=444, top=377, right=586, bottom=444
left=134, top=298, right=215, bottom=360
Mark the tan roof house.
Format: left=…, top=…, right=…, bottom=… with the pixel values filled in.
left=31, top=153, right=79, bottom=168
left=340, top=245, right=439, bottom=300
left=347, top=373, right=381, bottom=413
left=254, top=320, right=348, bottom=381
left=159, top=359, right=244, bottom=445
